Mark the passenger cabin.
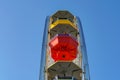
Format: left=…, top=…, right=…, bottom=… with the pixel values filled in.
left=49, top=11, right=78, bottom=39
left=51, top=11, right=74, bottom=23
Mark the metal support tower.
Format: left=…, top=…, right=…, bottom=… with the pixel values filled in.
left=39, top=10, right=90, bottom=80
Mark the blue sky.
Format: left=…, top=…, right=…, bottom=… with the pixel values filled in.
left=0, top=0, right=120, bottom=80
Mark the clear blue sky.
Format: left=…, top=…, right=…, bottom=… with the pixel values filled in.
left=0, top=0, right=120, bottom=80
